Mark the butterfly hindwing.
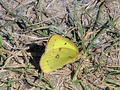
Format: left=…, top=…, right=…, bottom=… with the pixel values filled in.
left=40, top=48, right=79, bottom=73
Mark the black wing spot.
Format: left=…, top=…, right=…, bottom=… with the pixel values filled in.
left=59, top=48, right=62, bottom=51
left=64, top=42, right=67, bottom=45
left=50, top=67, right=52, bottom=69
left=69, top=56, right=74, bottom=59
left=55, top=54, right=59, bottom=59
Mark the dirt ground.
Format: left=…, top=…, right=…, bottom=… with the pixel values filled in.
left=0, top=0, right=120, bottom=90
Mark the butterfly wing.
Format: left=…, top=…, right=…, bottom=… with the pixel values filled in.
left=45, top=34, right=79, bottom=53
left=40, top=48, right=79, bottom=73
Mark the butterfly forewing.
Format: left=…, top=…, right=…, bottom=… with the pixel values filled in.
left=45, top=34, right=79, bottom=53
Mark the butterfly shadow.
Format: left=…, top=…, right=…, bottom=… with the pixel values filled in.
left=27, top=43, right=45, bottom=73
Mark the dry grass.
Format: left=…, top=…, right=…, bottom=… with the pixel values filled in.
left=0, top=0, right=120, bottom=90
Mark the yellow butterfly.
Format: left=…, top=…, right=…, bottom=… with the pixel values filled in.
left=40, top=34, right=79, bottom=73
